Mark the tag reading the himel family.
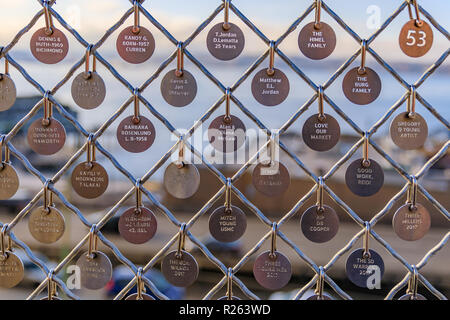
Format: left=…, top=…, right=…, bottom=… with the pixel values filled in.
left=251, top=68, right=290, bottom=106
left=252, top=161, right=290, bottom=197
left=208, top=115, right=246, bottom=153
left=209, top=205, right=247, bottom=243
left=30, top=27, right=69, bottom=64
left=298, top=22, right=336, bottom=60
left=161, top=250, right=199, bottom=287
left=342, top=67, right=381, bottom=105
left=399, top=20, right=433, bottom=58
left=345, top=158, right=384, bottom=197
left=71, top=72, right=106, bottom=110
left=71, top=161, right=109, bottom=199
left=116, top=115, right=156, bottom=153
left=27, top=118, right=66, bottom=155
left=253, top=251, right=292, bottom=290
left=390, top=112, right=428, bottom=150
left=302, top=113, right=340, bottom=152
left=118, top=206, right=157, bottom=244
left=206, top=23, right=245, bottom=61
left=0, top=74, right=17, bottom=111
left=163, top=163, right=200, bottom=199
left=160, top=69, right=197, bottom=107
left=116, top=26, right=155, bottom=64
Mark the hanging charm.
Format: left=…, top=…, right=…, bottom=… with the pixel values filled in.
left=298, top=0, right=336, bottom=60
left=399, top=0, right=433, bottom=58
left=125, top=267, right=155, bottom=300
left=117, top=88, right=156, bottom=153
left=307, top=267, right=332, bottom=300
left=27, top=92, right=66, bottom=155
left=345, top=133, right=384, bottom=197
left=398, top=266, right=426, bottom=300
left=0, top=224, right=24, bottom=288
left=208, top=88, right=246, bottom=153
left=71, top=45, right=106, bottom=110
left=40, top=271, right=62, bottom=300
left=71, top=134, right=109, bottom=199
left=342, top=40, right=381, bottom=105
left=302, top=86, right=340, bottom=151
left=0, top=136, right=19, bottom=200
left=218, top=268, right=240, bottom=300
left=0, top=56, right=16, bottom=111
left=251, top=41, right=290, bottom=106
left=161, top=42, right=197, bottom=107
left=30, top=0, right=69, bottom=64
left=161, top=223, right=199, bottom=287
left=209, top=178, right=247, bottom=242
left=117, top=0, right=155, bottom=64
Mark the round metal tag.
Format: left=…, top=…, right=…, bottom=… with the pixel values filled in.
left=118, top=206, right=157, bottom=244
left=160, top=69, right=197, bottom=107
left=163, top=163, right=200, bottom=199
left=398, top=293, right=426, bottom=300
left=252, top=161, right=290, bottom=197
left=116, top=115, right=156, bottom=153
left=251, top=68, right=290, bottom=106
left=345, top=158, right=384, bottom=197
left=28, top=206, right=65, bottom=244
left=0, top=74, right=17, bottom=111
left=253, top=251, right=292, bottom=290
left=27, top=118, right=66, bottom=155
left=76, top=251, right=112, bottom=290
left=206, top=23, right=245, bottom=61
left=116, top=26, right=156, bottom=64
left=209, top=205, right=247, bottom=243
left=161, top=250, right=199, bottom=287
left=0, top=163, right=19, bottom=200
left=300, top=205, right=339, bottom=243
left=298, top=22, right=336, bottom=60
left=392, top=203, right=430, bottom=241
left=71, top=161, right=109, bottom=199
left=208, top=115, right=246, bottom=153
left=345, top=248, right=385, bottom=288
left=0, top=252, right=24, bottom=288
left=342, top=67, right=381, bottom=105
left=30, top=27, right=69, bottom=64
left=399, top=20, right=433, bottom=58
left=302, top=113, right=340, bottom=152
left=125, top=293, right=155, bottom=300
left=390, top=112, right=428, bottom=150
left=71, top=72, right=106, bottom=110
left=307, top=294, right=332, bottom=300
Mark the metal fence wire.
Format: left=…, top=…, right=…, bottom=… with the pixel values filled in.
left=0, top=0, right=449, bottom=300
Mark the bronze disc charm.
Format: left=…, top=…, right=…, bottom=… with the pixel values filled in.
left=0, top=163, right=19, bottom=200
left=398, top=293, right=426, bottom=300
left=163, top=163, right=200, bottom=199
left=307, top=294, right=332, bottom=300
left=161, top=250, right=199, bottom=287
left=71, top=161, right=109, bottom=199
left=0, top=252, right=24, bottom=288
left=208, top=115, right=246, bottom=153
left=125, top=293, right=155, bottom=300
left=252, top=161, right=290, bottom=197
left=253, top=251, right=292, bottom=290
left=346, top=248, right=385, bottom=288
left=298, top=22, right=336, bottom=60
left=251, top=68, right=290, bottom=106
left=28, top=206, right=65, bottom=244
left=209, top=205, right=247, bottom=243
left=118, top=206, right=157, bottom=244
left=399, top=20, right=433, bottom=58
left=71, top=72, right=106, bottom=110
left=300, top=205, right=339, bottom=243
left=160, top=69, right=197, bottom=107
left=27, top=118, right=66, bottom=155
left=345, top=158, right=384, bottom=197
left=302, top=113, right=340, bottom=151
left=116, top=115, right=156, bottom=153
left=30, top=27, right=69, bottom=64
left=116, top=26, right=156, bottom=64
left=342, top=67, right=381, bottom=105
left=76, top=251, right=112, bottom=290
left=206, top=23, right=245, bottom=61
left=390, top=112, right=428, bottom=150
left=392, top=203, right=430, bottom=241
left=0, top=74, right=17, bottom=111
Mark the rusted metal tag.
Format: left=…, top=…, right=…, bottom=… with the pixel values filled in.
left=399, top=20, right=433, bottom=58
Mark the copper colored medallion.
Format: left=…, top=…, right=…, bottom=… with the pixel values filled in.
left=346, top=249, right=384, bottom=288
left=209, top=205, right=247, bottom=242
left=208, top=115, right=246, bottom=153
left=390, top=112, right=428, bottom=150
left=161, top=250, right=199, bottom=287
left=300, top=205, right=339, bottom=243
left=399, top=20, right=433, bottom=58
left=116, top=115, right=156, bottom=153
left=30, top=27, right=69, bottom=64
left=398, top=293, right=426, bottom=300
left=71, top=72, right=106, bottom=110
left=307, top=294, right=332, bottom=300
left=27, top=118, right=66, bottom=155
left=116, top=26, right=156, bottom=64
left=28, top=206, right=65, bottom=244
left=0, top=74, right=17, bottom=111
left=77, top=251, right=112, bottom=290
left=251, top=68, right=290, bottom=106
left=0, top=252, right=24, bottom=288
left=342, top=67, right=381, bottom=105
left=252, top=161, right=290, bottom=197
left=206, top=23, right=245, bottom=61
left=125, top=293, right=155, bottom=300
left=163, top=163, right=200, bottom=199
left=0, top=163, right=19, bottom=200
left=302, top=113, right=340, bottom=151
left=118, top=206, right=157, bottom=244
left=253, top=251, right=292, bottom=290
left=345, top=158, right=384, bottom=197
left=71, top=161, right=109, bottom=199
left=160, top=69, right=197, bottom=107
left=392, top=203, right=430, bottom=241
left=298, top=22, right=336, bottom=60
